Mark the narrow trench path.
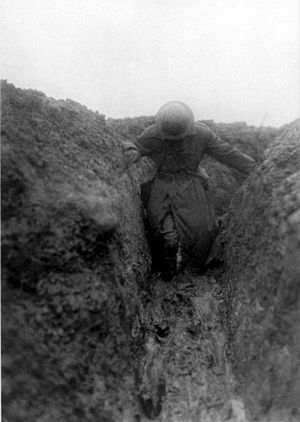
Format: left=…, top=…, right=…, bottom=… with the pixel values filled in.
left=135, top=271, right=248, bottom=422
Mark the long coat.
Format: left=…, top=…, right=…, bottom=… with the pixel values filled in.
left=126, top=122, right=255, bottom=267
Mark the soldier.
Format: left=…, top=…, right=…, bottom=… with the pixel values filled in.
left=124, top=101, right=255, bottom=281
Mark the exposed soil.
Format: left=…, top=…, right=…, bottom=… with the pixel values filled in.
left=1, top=81, right=299, bottom=422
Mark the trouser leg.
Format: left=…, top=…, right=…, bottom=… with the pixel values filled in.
left=177, top=243, right=190, bottom=273
left=160, top=210, right=179, bottom=281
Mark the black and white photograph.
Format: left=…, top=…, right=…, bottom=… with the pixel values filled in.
left=1, top=0, right=299, bottom=421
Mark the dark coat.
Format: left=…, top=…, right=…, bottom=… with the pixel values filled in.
left=126, top=122, right=255, bottom=266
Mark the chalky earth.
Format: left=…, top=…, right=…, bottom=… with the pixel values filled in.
left=2, top=81, right=299, bottom=421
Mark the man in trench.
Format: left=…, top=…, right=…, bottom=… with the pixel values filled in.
left=124, top=101, right=255, bottom=281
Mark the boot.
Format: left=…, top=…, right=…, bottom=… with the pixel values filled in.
left=177, top=246, right=190, bottom=274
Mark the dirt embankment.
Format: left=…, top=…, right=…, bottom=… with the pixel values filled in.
left=2, top=81, right=299, bottom=422
left=1, top=81, right=150, bottom=421
left=221, top=120, right=300, bottom=421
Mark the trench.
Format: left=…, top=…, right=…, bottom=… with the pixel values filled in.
left=3, top=82, right=298, bottom=422
left=132, top=265, right=246, bottom=421
left=124, top=155, right=247, bottom=420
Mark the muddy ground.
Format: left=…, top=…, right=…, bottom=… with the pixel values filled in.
left=135, top=273, right=245, bottom=421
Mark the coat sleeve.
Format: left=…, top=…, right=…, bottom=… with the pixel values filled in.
left=204, top=128, right=256, bottom=175
left=123, top=125, right=157, bottom=157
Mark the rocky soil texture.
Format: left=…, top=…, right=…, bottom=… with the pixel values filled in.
left=1, top=81, right=299, bottom=422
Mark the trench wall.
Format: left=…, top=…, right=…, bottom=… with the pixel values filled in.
left=1, top=81, right=150, bottom=421
left=222, top=120, right=300, bottom=421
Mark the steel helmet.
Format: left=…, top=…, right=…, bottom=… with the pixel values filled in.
left=155, top=101, right=195, bottom=140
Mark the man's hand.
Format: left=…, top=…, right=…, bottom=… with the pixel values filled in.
left=124, top=149, right=140, bottom=167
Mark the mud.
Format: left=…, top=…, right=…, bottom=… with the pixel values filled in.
left=134, top=273, right=247, bottom=421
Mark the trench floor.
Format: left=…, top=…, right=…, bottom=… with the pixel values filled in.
left=133, top=272, right=248, bottom=422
